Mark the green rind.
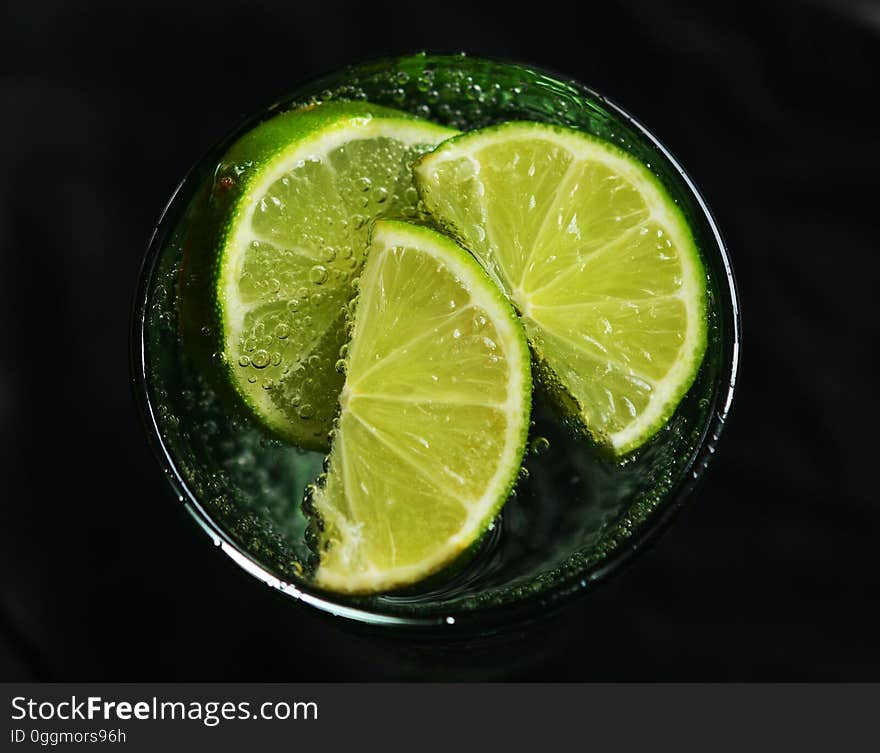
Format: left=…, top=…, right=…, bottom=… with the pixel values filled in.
left=311, top=219, right=532, bottom=594
left=414, top=121, right=708, bottom=457
left=204, top=102, right=457, bottom=449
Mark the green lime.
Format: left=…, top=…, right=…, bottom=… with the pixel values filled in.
left=213, top=102, right=457, bottom=449
left=415, top=122, right=708, bottom=455
left=309, top=220, right=531, bottom=594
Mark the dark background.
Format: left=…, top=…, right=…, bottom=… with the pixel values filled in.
left=1, top=0, right=878, bottom=680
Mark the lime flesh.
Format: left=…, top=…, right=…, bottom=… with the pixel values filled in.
left=310, top=220, right=531, bottom=594
left=415, top=122, right=707, bottom=454
left=215, top=102, right=458, bottom=449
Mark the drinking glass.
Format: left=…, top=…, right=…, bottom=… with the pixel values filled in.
left=131, top=53, right=740, bottom=636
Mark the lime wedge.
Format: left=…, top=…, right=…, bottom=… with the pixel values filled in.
left=415, top=122, right=708, bottom=455
left=309, top=220, right=531, bottom=594
left=213, top=102, right=458, bottom=449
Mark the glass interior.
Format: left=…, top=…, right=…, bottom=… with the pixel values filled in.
left=131, top=54, right=740, bottom=628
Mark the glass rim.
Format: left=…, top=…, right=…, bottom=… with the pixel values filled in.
left=130, top=53, right=742, bottom=630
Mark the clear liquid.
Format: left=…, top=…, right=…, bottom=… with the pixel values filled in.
left=141, top=55, right=729, bottom=617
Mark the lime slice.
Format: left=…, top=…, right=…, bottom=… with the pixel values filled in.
left=415, top=122, right=708, bottom=455
left=309, top=220, right=531, bottom=594
left=213, top=102, right=458, bottom=449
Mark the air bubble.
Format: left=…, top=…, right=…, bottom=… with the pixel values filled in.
left=251, top=350, right=270, bottom=369
left=530, top=437, right=550, bottom=455
left=310, top=265, right=328, bottom=284
left=275, top=323, right=290, bottom=339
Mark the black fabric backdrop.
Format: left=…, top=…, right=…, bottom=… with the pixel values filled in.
left=1, top=0, right=878, bottom=680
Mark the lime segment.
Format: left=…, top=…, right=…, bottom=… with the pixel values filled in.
left=214, top=102, right=458, bottom=449
left=415, top=122, right=707, bottom=454
left=310, top=220, right=531, bottom=594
